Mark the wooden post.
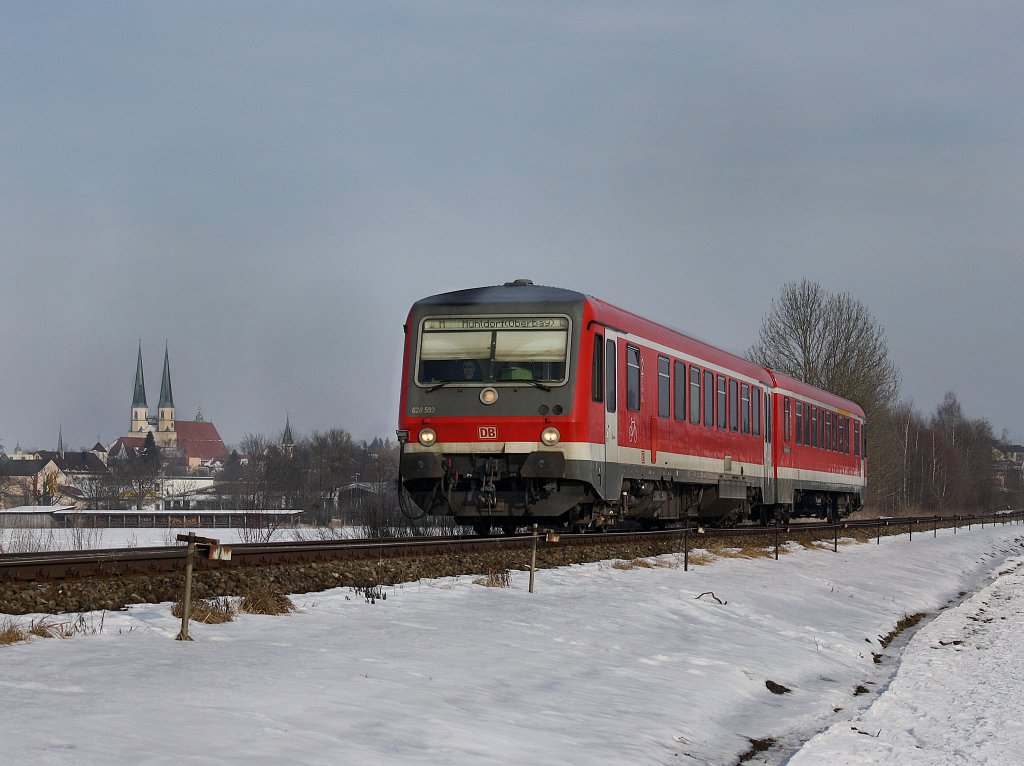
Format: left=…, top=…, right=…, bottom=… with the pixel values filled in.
left=876, top=516, right=881, bottom=545
left=774, top=522, right=779, bottom=561
left=176, top=531, right=196, bottom=641
left=529, top=524, right=538, bottom=594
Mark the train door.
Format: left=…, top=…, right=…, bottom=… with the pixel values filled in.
left=762, top=389, right=775, bottom=504
left=603, top=331, right=620, bottom=475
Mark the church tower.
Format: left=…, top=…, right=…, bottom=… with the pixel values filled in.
left=157, top=342, right=176, bottom=444
left=131, top=342, right=150, bottom=433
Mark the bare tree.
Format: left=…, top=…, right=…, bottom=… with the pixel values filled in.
left=748, top=279, right=900, bottom=421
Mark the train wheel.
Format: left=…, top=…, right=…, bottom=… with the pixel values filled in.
left=501, top=522, right=519, bottom=536
left=473, top=522, right=491, bottom=537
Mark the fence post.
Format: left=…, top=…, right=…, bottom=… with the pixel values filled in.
left=176, top=531, right=196, bottom=641
left=774, top=523, right=779, bottom=561
left=833, top=520, right=838, bottom=552
left=529, top=524, right=538, bottom=594
left=909, top=519, right=913, bottom=541
left=933, top=515, right=937, bottom=538
left=684, top=524, right=689, bottom=572
left=877, top=516, right=881, bottom=545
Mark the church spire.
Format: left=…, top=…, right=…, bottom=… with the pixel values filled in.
left=131, top=342, right=150, bottom=433
left=133, top=342, right=147, bottom=408
left=159, top=342, right=174, bottom=408
left=158, top=342, right=176, bottom=434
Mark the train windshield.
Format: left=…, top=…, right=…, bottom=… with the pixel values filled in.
left=416, top=315, right=570, bottom=386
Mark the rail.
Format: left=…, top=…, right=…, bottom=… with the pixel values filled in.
left=2, top=511, right=1021, bottom=585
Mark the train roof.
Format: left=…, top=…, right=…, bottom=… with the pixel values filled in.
left=412, top=280, right=587, bottom=309
left=409, top=280, right=864, bottom=417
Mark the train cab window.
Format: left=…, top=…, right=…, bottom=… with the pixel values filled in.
left=626, top=345, right=641, bottom=412
left=704, top=370, right=714, bottom=426
left=729, top=379, right=739, bottom=432
left=658, top=356, right=670, bottom=418
left=795, top=401, right=803, bottom=446
left=765, top=392, right=771, bottom=442
left=741, top=383, right=751, bottom=434
left=675, top=361, right=687, bottom=422
left=752, top=386, right=761, bottom=436
left=605, top=339, right=616, bottom=414
left=716, top=375, right=727, bottom=429
left=592, top=335, right=603, bottom=403
left=784, top=397, right=791, bottom=442
left=690, top=366, right=701, bottom=424
left=417, top=315, right=569, bottom=386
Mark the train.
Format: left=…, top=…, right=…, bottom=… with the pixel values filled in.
left=397, top=280, right=866, bottom=534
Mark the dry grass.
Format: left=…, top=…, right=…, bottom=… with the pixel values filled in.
left=172, top=597, right=237, bottom=624
left=1, top=618, right=28, bottom=645
left=685, top=551, right=716, bottom=566
left=612, top=558, right=656, bottom=570
left=879, top=612, right=926, bottom=647
left=239, top=587, right=295, bottom=615
left=474, top=569, right=512, bottom=587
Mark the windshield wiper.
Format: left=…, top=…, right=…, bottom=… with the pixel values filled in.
left=518, top=379, right=551, bottom=392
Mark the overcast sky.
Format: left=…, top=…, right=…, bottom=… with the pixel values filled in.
left=2, top=2, right=1022, bottom=453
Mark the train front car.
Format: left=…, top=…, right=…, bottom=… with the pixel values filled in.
left=397, top=280, right=598, bottom=534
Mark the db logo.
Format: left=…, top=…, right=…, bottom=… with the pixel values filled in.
left=478, top=426, right=498, bottom=440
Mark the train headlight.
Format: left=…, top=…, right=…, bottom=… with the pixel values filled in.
left=540, top=427, right=560, bottom=446
left=479, top=387, right=499, bottom=405
left=418, top=428, right=437, bottom=447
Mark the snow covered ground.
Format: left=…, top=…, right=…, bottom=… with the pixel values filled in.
left=2, top=522, right=1023, bottom=765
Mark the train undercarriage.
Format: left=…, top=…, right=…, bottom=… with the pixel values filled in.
left=400, top=450, right=863, bottom=534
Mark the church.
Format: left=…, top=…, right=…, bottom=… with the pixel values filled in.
left=107, top=344, right=229, bottom=472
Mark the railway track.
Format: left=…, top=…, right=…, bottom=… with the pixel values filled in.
left=3, top=512, right=1020, bottom=585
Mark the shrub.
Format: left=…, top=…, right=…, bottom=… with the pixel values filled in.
left=239, top=587, right=295, bottom=615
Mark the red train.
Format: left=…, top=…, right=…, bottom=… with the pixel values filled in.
left=397, top=280, right=866, bottom=533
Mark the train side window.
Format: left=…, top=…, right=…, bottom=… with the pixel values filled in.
left=854, top=421, right=861, bottom=456
left=825, top=412, right=832, bottom=451
left=658, top=356, right=670, bottom=418
left=729, top=379, right=739, bottom=432
left=863, top=423, right=868, bottom=457
left=626, top=345, right=641, bottom=412
left=704, top=370, right=714, bottom=426
left=741, top=383, right=751, bottom=434
left=818, top=408, right=825, bottom=449
left=810, top=407, right=817, bottom=447
left=605, top=339, right=616, bottom=414
left=752, top=385, right=761, bottom=436
left=689, top=366, right=701, bottom=424
left=675, top=361, right=687, bottom=422
left=592, top=335, right=603, bottom=403
left=784, top=397, right=791, bottom=442
left=795, top=401, right=803, bottom=446
left=804, top=403, right=812, bottom=445
left=716, top=375, right=727, bottom=429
